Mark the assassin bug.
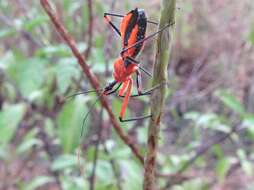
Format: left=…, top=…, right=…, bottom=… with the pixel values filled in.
left=70, top=8, right=174, bottom=136
left=101, top=8, right=173, bottom=121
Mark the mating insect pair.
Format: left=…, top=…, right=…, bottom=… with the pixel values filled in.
left=71, top=8, right=173, bottom=136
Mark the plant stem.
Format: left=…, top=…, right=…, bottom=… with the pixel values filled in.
left=143, top=1, right=176, bottom=190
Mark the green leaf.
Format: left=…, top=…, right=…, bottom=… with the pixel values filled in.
left=243, top=114, right=254, bottom=139
left=120, top=160, right=142, bottom=190
left=241, top=160, right=253, bottom=176
left=196, top=113, right=218, bottom=127
left=7, top=56, right=48, bottom=98
left=81, top=2, right=89, bottom=31
left=51, top=154, right=78, bottom=171
left=0, top=144, right=9, bottom=160
left=25, top=176, right=54, bottom=190
left=137, top=127, right=148, bottom=144
left=0, top=103, right=26, bottom=144
left=36, top=44, right=71, bottom=57
left=241, top=160, right=254, bottom=176
left=57, top=97, right=88, bottom=153
left=185, top=112, right=231, bottom=133
left=0, top=28, right=16, bottom=39
left=95, top=160, right=115, bottom=185
left=109, top=147, right=131, bottom=160
left=237, top=149, right=246, bottom=160
left=0, top=51, right=15, bottom=69
left=60, top=174, right=88, bottom=190
left=184, top=111, right=200, bottom=120
left=215, top=158, right=231, bottom=182
left=54, top=57, right=80, bottom=94
left=23, top=16, right=48, bottom=31
left=237, top=149, right=253, bottom=176
left=44, top=118, right=55, bottom=138
left=212, top=144, right=224, bottom=159
left=88, top=48, right=106, bottom=73
left=172, top=178, right=209, bottom=190
left=215, top=90, right=245, bottom=115
left=17, top=138, right=42, bottom=154
left=243, top=114, right=254, bottom=127
left=249, top=27, right=254, bottom=44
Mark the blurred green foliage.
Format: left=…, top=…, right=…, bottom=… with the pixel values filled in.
left=0, top=0, right=254, bottom=190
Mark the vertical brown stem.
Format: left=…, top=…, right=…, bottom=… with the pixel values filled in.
left=143, top=1, right=176, bottom=190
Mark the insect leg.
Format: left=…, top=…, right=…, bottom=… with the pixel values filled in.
left=138, top=66, right=152, bottom=77
left=119, top=114, right=152, bottom=122
left=104, top=81, right=118, bottom=94
left=104, top=12, right=158, bottom=25
left=119, top=82, right=165, bottom=98
left=104, top=13, right=124, bottom=18
left=104, top=13, right=121, bottom=36
left=125, top=56, right=139, bottom=64
left=125, top=56, right=152, bottom=77
left=104, top=82, right=122, bottom=95
left=118, top=83, right=167, bottom=122
left=136, top=70, right=142, bottom=94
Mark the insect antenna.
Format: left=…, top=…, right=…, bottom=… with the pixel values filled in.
left=80, top=93, right=104, bottom=138
left=65, top=88, right=104, bottom=100
left=76, top=89, right=104, bottom=177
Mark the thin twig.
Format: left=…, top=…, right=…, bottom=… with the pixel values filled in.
left=84, top=0, right=93, bottom=59
left=89, top=109, right=104, bottom=190
left=40, top=0, right=144, bottom=164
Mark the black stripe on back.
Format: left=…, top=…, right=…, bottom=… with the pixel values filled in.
left=124, top=9, right=138, bottom=46
left=132, top=17, right=147, bottom=57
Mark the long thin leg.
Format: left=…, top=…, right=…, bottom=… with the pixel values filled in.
left=119, top=82, right=164, bottom=98
left=138, top=66, right=152, bottom=77
left=121, top=22, right=175, bottom=55
left=136, top=70, right=142, bottom=94
left=104, top=13, right=121, bottom=36
left=104, top=81, right=119, bottom=94
left=118, top=83, right=166, bottom=122
left=125, top=56, right=152, bottom=77
left=126, top=56, right=139, bottom=64
left=104, top=83, right=122, bottom=95
left=119, top=114, right=152, bottom=122
left=104, top=12, right=158, bottom=25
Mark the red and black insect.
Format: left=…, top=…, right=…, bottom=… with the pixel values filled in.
left=71, top=8, right=173, bottom=137
left=102, top=8, right=172, bottom=121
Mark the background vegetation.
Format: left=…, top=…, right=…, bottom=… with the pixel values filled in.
left=0, top=0, right=254, bottom=189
